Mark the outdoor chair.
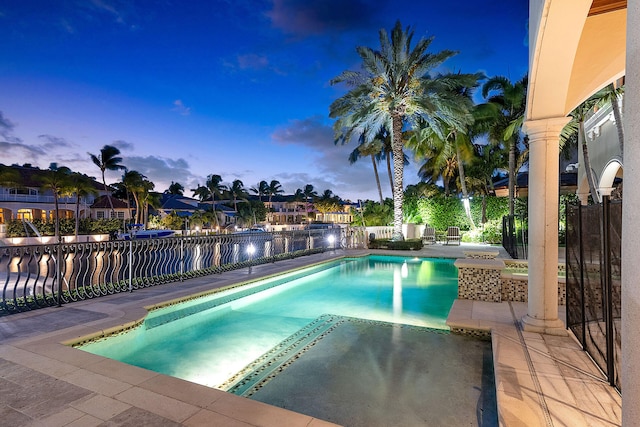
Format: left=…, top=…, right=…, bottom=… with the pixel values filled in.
left=422, top=225, right=436, bottom=245
left=446, top=226, right=461, bottom=245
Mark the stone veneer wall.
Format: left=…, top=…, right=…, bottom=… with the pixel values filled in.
left=500, top=276, right=566, bottom=306
left=455, top=258, right=505, bottom=302
left=456, top=253, right=566, bottom=305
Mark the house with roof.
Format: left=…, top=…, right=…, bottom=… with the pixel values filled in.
left=0, top=164, right=135, bottom=237
left=157, top=194, right=237, bottom=230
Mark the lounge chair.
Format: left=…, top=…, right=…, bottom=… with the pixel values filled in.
left=422, top=225, right=436, bottom=245
left=446, top=226, right=461, bottom=245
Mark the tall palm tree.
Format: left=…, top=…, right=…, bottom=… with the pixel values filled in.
left=68, top=172, right=98, bottom=238
left=330, top=21, right=476, bottom=240
left=348, top=136, right=384, bottom=204
left=266, top=180, right=284, bottom=203
left=228, top=179, right=247, bottom=212
left=476, top=75, right=528, bottom=216
left=139, top=179, right=156, bottom=226
left=250, top=180, right=269, bottom=202
left=88, top=145, right=126, bottom=217
left=122, top=170, right=145, bottom=224
left=301, top=184, right=318, bottom=221
left=37, top=163, right=72, bottom=241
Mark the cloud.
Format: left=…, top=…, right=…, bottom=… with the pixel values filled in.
left=0, top=141, right=46, bottom=160
left=237, top=53, right=269, bottom=70
left=0, top=110, right=21, bottom=143
left=269, top=115, right=402, bottom=202
left=38, top=134, right=71, bottom=149
left=116, top=155, right=201, bottom=194
left=172, top=100, right=192, bottom=116
left=111, top=139, right=134, bottom=151
left=271, top=116, right=334, bottom=149
left=266, top=0, right=382, bottom=36
left=87, top=0, right=127, bottom=25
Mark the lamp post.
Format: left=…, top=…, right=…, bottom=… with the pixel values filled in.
left=247, top=243, right=256, bottom=274
left=327, top=234, right=336, bottom=254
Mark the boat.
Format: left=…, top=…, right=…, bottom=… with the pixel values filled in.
left=117, top=224, right=175, bottom=240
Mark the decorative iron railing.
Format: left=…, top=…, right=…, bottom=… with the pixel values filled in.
left=0, top=227, right=364, bottom=315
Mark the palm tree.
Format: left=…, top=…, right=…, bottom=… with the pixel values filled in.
left=476, top=75, right=528, bottom=216
left=122, top=170, right=145, bottom=224
left=250, top=180, right=269, bottom=202
left=228, top=179, right=247, bottom=212
left=88, top=145, right=126, bottom=217
left=348, top=135, right=385, bottom=204
left=266, top=180, right=284, bottom=203
left=330, top=21, right=476, bottom=240
left=208, top=174, right=227, bottom=227
left=165, top=181, right=184, bottom=195
left=68, top=172, right=98, bottom=238
left=37, top=163, right=72, bottom=241
left=139, top=179, right=156, bottom=226
left=559, top=85, right=623, bottom=203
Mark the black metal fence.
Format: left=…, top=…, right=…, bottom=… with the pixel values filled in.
left=0, top=227, right=363, bottom=315
left=566, top=198, right=621, bottom=390
left=502, top=215, right=528, bottom=259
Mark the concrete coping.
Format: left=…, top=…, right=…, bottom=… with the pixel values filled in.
left=463, top=250, right=499, bottom=259
left=454, top=258, right=505, bottom=270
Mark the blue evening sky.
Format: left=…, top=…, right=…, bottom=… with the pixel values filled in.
left=0, top=0, right=528, bottom=202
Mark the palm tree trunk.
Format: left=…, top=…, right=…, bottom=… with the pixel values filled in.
left=102, top=171, right=115, bottom=218
left=580, top=120, right=599, bottom=202
left=212, top=194, right=220, bottom=229
left=386, top=153, right=393, bottom=199
left=391, top=115, right=404, bottom=240
left=456, top=145, right=475, bottom=229
left=371, top=154, right=384, bottom=204
left=132, top=192, right=141, bottom=224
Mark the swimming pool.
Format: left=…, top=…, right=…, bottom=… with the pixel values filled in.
left=78, top=255, right=458, bottom=390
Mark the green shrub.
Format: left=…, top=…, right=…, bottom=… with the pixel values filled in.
left=369, top=238, right=423, bottom=250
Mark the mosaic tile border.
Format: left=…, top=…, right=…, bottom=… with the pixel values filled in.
left=223, top=314, right=450, bottom=397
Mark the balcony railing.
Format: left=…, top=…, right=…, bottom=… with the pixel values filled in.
left=0, top=194, right=94, bottom=204
left=0, top=227, right=368, bottom=315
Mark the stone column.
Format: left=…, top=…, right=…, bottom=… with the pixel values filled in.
left=623, top=1, right=640, bottom=423
left=521, top=117, right=570, bottom=335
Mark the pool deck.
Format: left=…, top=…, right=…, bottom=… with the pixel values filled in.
left=0, top=244, right=621, bottom=426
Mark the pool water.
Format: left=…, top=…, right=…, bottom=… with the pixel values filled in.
left=79, top=255, right=458, bottom=388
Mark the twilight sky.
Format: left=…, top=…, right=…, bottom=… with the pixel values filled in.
left=0, top=0, right=529, bottom=202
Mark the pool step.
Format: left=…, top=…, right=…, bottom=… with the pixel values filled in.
left=222, top=314, right=345, bottom=396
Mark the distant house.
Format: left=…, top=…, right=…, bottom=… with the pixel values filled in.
left=264, top=195, right=354, bottom=226
left=0, top=164, right=107, bottom=225
left=90, top=195, right=131, bottom=221
left=264, top=195, right=308, bottom=225
left=157, top=194, right=237, bottom=229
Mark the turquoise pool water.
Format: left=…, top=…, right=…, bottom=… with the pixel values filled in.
left=79, top=255, right=458, bottom=388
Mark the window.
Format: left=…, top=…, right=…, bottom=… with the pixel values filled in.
left=17, top=209, right=33, bottom=220
left=117, top=212, right=125, bottom=219
left=97, top=211, right=105, bottom=219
